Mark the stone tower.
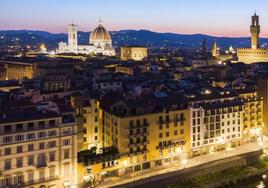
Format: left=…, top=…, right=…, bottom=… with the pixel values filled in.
left=211, top=42, right=218, bottom=57
left=250, top=12, right=260, bottom=50
left=68, top=23, right=78, bottom=53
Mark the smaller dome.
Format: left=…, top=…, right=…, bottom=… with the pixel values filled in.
left=90, top=22, right=111, bottom=42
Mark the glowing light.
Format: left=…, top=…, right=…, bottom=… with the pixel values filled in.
left=49, top=50, right=56, bottom=55
left=181, top=159, right=188, bottom=166
left=216, top=137, right=225, bottom=144
left=226, top=144, right=234, bottom=151
left=100, top=171, right=107, bottom=175
left=256, top=128, right=261, bottom=136
left=209, top=146, right=214, bottom=154
left=204, top=89, right=211, bottom=95
left=122, top=160, right=128, bottom=167
left=83, top=175, right=90, bottom=181
left=176, top=147, right=183, bottom=154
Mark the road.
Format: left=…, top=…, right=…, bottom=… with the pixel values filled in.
left=98, top=141, right=264, bottom=188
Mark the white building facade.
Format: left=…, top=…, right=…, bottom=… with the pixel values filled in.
left=57, top=21, right=115, bottom=56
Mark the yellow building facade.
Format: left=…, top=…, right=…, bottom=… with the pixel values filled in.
left=0, top=107, right=78, bottom=188
left=79, top=96, right=191, bottom=183
left=237, top=89, right=263, bottom=143
left=0, top=60, right=34, bottom=81
left=120, top=47, right=148, bottom=61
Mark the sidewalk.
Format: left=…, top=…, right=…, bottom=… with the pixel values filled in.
left=100, top=142, right=263, bottom=188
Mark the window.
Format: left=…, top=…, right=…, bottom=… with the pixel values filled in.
left=3, top=136, right=12, bottom=143
left=49, top=152, right=55, bottom=162
left=16, top=175, right=24, bottom=184
left=63, top=149, right=70, bottom=159
left=39, top=121, right=45, bottom=129
left=63, top=128, right=71, bottom=135
left=27, top=133, right=35, bottom=140
left=16, top=124, right=23, bottom=132
left=94, top=127, right=98, bottom=133
left=38, top=132, right=46, bottom=138
left=94, top=136, right=98, bottom=141
left=180, top=129, right=184, bottom=134
left=83, top=128, right=87, bottom=134
left=49, top=120, right=56, bottom=127
left=28, top=144, right=34, bottom=151
left=28, top=155, right=34, bottom=165
left=129, top=120, right=134, bottom=128
left=166, top=132, right=169, bottom=137
left=5, top=148, right=11, bottom=155
left=4, top=160, right=11, bottom=170
left=48, top=141, right=56, bottom=148
left=63, top=139, right=70, bottom=146
left=174, top=130, right=178, bottom=135
left=39, top=142, right=45, bottom=150
left=27, top=122, right=35, bottom=130
left=159, top=116, right=163, bottom=123
left=4, top=125, right=12, bottom=133
left=49, top=167, right=56, bottom=178
left=15, top=135, right=24, bottom=142
left=37, top=154, right=46, bottom=167
left=28, top=172, right=34, bottom=184
left=159, top=133, right=163, bottom=138
left=48, top=130, right=57, bottom=137
left=17, top=146, right=23, bottom=153
left=16, top=158, right=23, bottom=168
left=64, top=164, right=70, bottom=175
left=39, top=170, right=45, bottom=182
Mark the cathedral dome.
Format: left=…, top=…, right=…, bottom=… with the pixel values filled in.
left=90, top=22, right=111, bottom=42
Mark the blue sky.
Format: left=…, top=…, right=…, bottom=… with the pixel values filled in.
left=1, top=0, right=268, bottom=37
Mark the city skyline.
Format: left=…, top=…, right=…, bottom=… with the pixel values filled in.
left=1, top=0, right=268, bottom=37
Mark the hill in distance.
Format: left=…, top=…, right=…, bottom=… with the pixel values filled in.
left=0, top=29, right=267, bottom=49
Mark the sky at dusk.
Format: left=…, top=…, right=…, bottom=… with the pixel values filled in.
left=1, top=0, right=268, bottom=37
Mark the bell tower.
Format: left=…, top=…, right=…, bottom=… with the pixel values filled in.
left=68, top=23, right=78, bottom=53
left=250, top=12, right=260, bottom=50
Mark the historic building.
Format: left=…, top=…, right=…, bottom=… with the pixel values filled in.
left=120, top=46, right=148, bottom=61
left=0, top=102, right=78, bottom=188
left=237, top=13, right=268, bottom=64
left=57, top=21, right=115, bottom=56
left=0, top=60, right=34, bottom=81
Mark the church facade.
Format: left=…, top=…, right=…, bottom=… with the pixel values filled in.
left=57, top=21, right=115, bottom=56
left=237, top=13, right=268, bottom=64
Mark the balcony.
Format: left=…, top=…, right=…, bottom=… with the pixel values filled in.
left=36, top=163, right=47, bottom=168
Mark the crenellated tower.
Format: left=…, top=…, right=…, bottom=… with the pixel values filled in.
left=250, top=12, right=260, bottom=50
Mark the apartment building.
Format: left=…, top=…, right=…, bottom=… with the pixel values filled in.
left=79, top=93, right=190, bottom=181
left=0, top=103, right=78, bottom=188
left=82, top=98, right=101, bottom=150
left=236, top=88, right=263, bottom=143
left=184, top=88, right=262, bottom=156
